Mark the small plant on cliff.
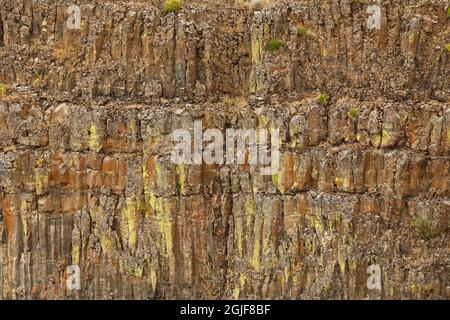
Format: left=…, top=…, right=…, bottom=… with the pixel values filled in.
left=446, top=7, right=450, bottom=18
left=445, top=44, right=450, bottom=53
left=266, top=39, right=282, bottom=51
left=0, top=83, right=7, bottom=97
left=298, top=26, right=308, bottom=36
left=317, top=93, right=329, bottom=105
left=415, top=216, right=435, bottom=241
left=348, top=108, right=360, bottom=119
left=163, top=0, right=182, bottom=13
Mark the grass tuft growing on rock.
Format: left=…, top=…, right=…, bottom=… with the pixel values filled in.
left=348, top=108, right=359, bottom=119
left=298, top=26, right=308, bottom=36
left=415, top=216, right=435, bottom=241
left=317, top=93, right=329, bottom=105
left=447, top=7, right=450, bottom=18
left=266, top=39, right=282, bottom=51
left=163, top=0, right=182, bottom=13
left=445, top=44, right=450, bottom=52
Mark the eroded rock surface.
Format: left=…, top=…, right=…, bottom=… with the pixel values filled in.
left=0, top=0, right=449, bottom=299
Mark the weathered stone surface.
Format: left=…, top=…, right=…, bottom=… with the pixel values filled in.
left=0, top=94, right=448, bottom=299
left=0, top=0, right=449, bottom=300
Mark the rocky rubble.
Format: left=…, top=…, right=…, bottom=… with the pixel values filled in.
left=0, top=0, right=449, bottom=299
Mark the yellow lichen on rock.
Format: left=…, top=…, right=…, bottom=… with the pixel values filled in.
left=88, top=123, right=103, bottom=152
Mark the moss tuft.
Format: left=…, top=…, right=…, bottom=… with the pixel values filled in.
left=163, top=0, right=182, bottom=13
left=298, top=26, right=308, bottom=36
left=348, top=108, right=360, bottom=119
left=415, top=216, right=435, bottom=241
left=317, top=93, right=329, bottom=105
left=266, top=39, right=282, bottom=51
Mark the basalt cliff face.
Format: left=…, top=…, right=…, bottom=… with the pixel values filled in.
left=0, top=0, right=449, bottom=300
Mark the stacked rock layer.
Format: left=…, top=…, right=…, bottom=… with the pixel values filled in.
left=0, top=0, right=449, bottom=299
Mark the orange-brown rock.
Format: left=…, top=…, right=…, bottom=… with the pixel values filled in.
left=0, top=0, right=449, bottom=300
